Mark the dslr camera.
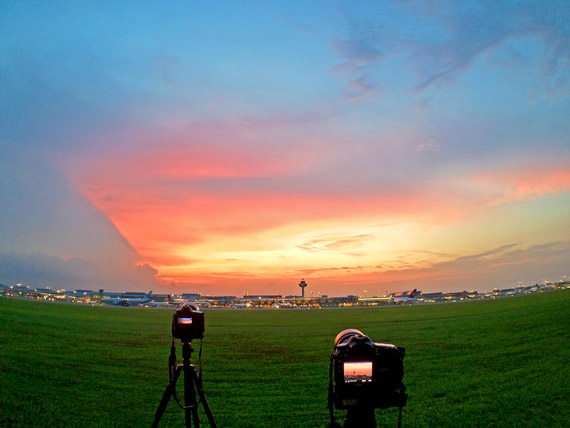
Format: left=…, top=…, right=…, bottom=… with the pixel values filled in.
left=172, top=303, right=205, bottom=342
left=330, top=329, right=407, bottom=410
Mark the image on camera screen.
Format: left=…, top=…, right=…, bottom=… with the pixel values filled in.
left=344, top=361, right=373, bottom=383
left=178, top=317, right=193, bottom=325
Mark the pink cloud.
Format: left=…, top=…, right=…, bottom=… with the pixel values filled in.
left=467, top=165, right=570, bottom=205
left=513, top=169, right=570, bottom=199
left=58, top=116, right=570, bottom=294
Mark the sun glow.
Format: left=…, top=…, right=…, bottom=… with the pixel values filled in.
left=155, top=221, right=441, bottom=286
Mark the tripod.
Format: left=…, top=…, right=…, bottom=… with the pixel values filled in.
left=343, top=407, right=377, bottom=428
left=327, top=406, right=377, bottom=428
left=328, top=406, right=404, bottom=428
left=151, top=341, right=217, bottom=428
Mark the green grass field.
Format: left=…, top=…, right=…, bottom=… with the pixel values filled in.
left=1, top=290, right=569, bottom=427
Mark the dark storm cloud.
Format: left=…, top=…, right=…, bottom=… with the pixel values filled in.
left=0, top=146, right=160, bottom=291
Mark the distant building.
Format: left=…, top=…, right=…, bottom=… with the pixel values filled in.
left=181, top=293, right=201, bottom=300
left=420, top=292, right=443, bottom=300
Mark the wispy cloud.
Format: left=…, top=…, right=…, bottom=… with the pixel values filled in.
left=404, top=1, right=570, bottom=94
left=331, top=24, right=385, bottom=100
left=297, top=234, right=373, bottom=254
left=295, top=240, right=570, bottom=294
left=429, top=241, right=570, bottom=290
left=415, top=140, right=440, bottom=153
left=455, top=164, right=570, bottom=207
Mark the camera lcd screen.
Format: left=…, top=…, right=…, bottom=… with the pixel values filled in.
left=344, top=361, right=373, bottom=383
left=178, top=317, right=193, bottom=325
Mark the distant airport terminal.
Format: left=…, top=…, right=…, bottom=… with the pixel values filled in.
left=1, top=278, right=568, bottom=308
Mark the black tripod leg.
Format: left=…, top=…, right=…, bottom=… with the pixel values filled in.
left=183, top=363, right=198, bottom=427
left=151, top=366, right=183, bottom=428
left=192, top=368, right=218, bottom=428
left=192, top=406, right=200, bottom=428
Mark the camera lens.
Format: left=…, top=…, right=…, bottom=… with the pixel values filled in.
left=334, top=329, right=364, bottom=347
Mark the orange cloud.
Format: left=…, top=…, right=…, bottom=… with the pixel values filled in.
left=61, top=120, right=570, bottom=294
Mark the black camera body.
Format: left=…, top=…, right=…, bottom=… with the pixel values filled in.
left=331, top=329, right=407, bottom=410
left=172, top=303, right=205, bottom=342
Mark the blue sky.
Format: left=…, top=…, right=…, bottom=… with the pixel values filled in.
left=1, top=1, right=569, bottom=295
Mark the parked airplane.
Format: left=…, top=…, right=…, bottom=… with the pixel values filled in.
left=101, top=291, right=153, bottom=307
left=147, top=299, right=175, bottom=308
left=231, top=302, right=252, bottom=308
left=144, top=294, right=178, bottom=308
left=100, top=296, right=124, bottom=305
left=391, top=289, right=417, bottom=303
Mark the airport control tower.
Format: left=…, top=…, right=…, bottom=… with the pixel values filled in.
left=299, top=279, right=308, bottom=298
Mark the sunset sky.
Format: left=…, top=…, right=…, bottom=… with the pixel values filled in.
left=1, top=1, right=569, bottom=296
